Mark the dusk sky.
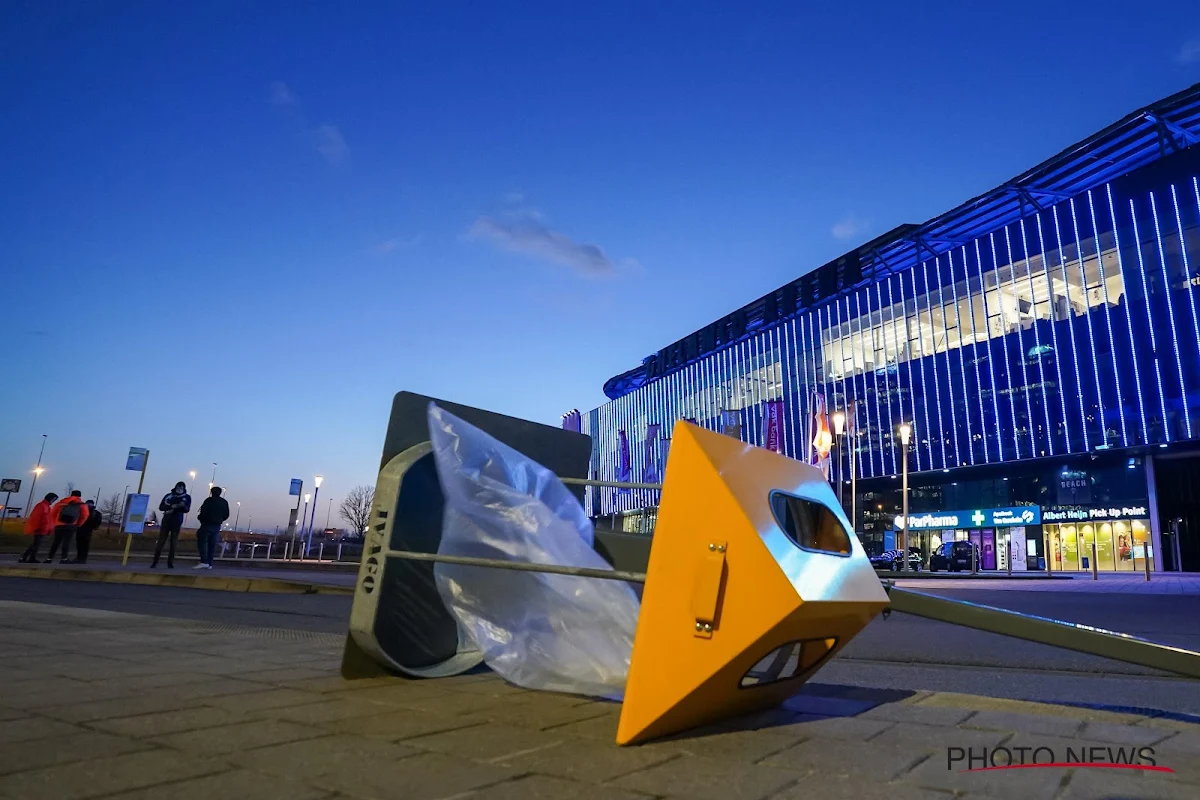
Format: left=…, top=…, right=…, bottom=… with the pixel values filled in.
left=3, top=1, right=1199, bottom=528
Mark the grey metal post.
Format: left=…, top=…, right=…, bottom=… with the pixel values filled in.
left=267, top=541, right=272, bottom=560
left=1146, top=454, right=1164, bottom=572
left=337, top=542, right=343, bottom=561
left=318, top=542, right=324, bottom=561
left=1006, top=530, right=1013, bottom=576
left=1091, top=536, right=1099, bottom=580
left=1144, top=533, right=1152, bottom=582
left=284, top=540, right=291, bottom=560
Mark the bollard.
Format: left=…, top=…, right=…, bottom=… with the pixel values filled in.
left=1045, top=532, right=1052, bottom=575
left=319, top=542, right=325, bottom=561
left=233, top=542, right=239, bottom=559
left=337, top=542, right=343, bottom=561
left=972, top=544, right=978, bottom=575
left=1006, top=530, right=1012, bottom=576
left=284, top=541, right=291, bottom=560
left=249, top=543, right=254, bottom=560
left=267, top=541, right=273, bottom=560
left=1092, top=538, right=1099, bottom=581
left=1145, top=537, right=1152, bottom=582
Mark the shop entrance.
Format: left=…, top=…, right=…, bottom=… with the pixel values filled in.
left=1044, top=517, right=1152, bottom=572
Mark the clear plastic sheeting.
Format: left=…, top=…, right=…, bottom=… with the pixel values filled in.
left=427, top=403, right=641, bottom=699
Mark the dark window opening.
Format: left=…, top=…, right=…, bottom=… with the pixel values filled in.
left=770, top=492, right=852, bottom=556
left=739, top=638, right=839, bottom=688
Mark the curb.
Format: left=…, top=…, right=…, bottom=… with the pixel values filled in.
left=0, top=565, right=353, bottom=595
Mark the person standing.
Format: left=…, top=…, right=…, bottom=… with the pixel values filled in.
left=194, top=486, right=230, bottom=569
left=46, top=490, right=89, bottom=563
left=68, top=500, right=101, bottom=564
left=152, top=482, right=191, bottom=568
left=19, top=492, right=58, bottom=563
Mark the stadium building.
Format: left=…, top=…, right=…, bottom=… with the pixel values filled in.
left=565, top=83, right=1200, bottom=573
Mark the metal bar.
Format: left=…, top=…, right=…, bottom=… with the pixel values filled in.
left=885, top=586, right=1200, bottom=679
left=388, top=550, right=647, bottom=583
left=560, top=478, right=663, bottom=491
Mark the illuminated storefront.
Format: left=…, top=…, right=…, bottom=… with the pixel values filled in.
left=896, top=506, right=1042, bottom=570
left=1043, top=506, right=1153, bottom=572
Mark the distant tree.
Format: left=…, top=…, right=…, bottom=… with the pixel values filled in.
left=99, top=492, right=124, bottom=533
left=66, top=482, right=76, bottom=495
left=339, top=485, right=375, bottom=540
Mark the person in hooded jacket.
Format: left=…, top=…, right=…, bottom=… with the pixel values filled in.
left=19, top=492, right=58, bottom=563
left=194, top=486, right=230, bottom=569
left=152, top=482, right=191, bottom=568
left=46, top=491, right=89, bottom=563
left=67, top=500, right=102, bottom=564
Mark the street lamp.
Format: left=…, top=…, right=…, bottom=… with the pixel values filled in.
left=898, top=423, right=912, bottom=572
left=307, top=475, right=323, bottom=554
left=24, top=434, right=48, bottom=515
left=831, top=412, right=845, bottom=510
left=233, top=501, right=241, bottom=531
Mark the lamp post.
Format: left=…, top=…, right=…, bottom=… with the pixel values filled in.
left=307, top=475, right=323, bottom=555
left=233, top=501, right=241, bottom=531
left=208, top=462, right=217, bottom=491
left=24, top=434, right=48, bottom=515
left=301, top=493, right=311, bottom=558
left=831, top=411, right=845, bottom=510
left=899, top=423, right=912, bottom=572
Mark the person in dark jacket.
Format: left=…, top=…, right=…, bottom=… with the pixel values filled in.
left=19, top=492, right=58, bottom=563
left=47, top=491, right=89, bottom=563
left=67, top=500, right=102, bottom=564
left=194, top=486, right=230, bottom=569
left=152, top=482, right=191, bottom=569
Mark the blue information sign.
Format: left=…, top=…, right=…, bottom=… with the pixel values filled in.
left=897, top=506, right=1041, bottom=531
left=126, top=447, right=148, bottom=472
left=289, top=478, right=303, bottom=496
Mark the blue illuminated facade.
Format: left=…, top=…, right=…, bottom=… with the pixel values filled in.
left=573, top=84, right=1200, bottom=571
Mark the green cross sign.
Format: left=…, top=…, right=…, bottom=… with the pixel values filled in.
left=971, top=510, right=986, bottom=527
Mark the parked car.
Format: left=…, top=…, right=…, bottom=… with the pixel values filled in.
left=929, top=540, right=979, bottom=572
left=869, top=548, right=922, bottom=572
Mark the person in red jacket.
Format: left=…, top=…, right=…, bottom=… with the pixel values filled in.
left=46, top=491, right=89, bottom=564
left=19, top=492, right=59, bottom=563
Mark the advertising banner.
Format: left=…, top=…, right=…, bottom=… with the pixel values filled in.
left=0, top=478, right=20, bottom=493
left=122, top=493, right=151, bottom=535
left=763, top=400, right=784, bottom=453
left=896, top=506, right=1041, bottom=531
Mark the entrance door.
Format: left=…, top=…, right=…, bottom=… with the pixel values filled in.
left=981, top=529, right=996, bottom=570
left=1151, top=454, right=1200, bottom=571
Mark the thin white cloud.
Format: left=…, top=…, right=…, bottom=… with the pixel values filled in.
left=469, top=212, right=619, bottom=277
left=374, top=234, right=422, bottom=255
left=831, top=214, right=868, bottom=242
left=314, top=124, right=348, bottom=164
left=1179, top=37, right=1200, bottom=64
left=270, top=81, right=298, bottom=106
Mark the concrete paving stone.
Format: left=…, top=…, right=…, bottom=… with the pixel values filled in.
left=279, top=676, right=398, bottom=694
left=157, top=718, right=326, bottom=755
left=265, top=698, right=408, bottom=726
left=490, top=698, right=618, bottom=731
left=1060, top=768, right=1198, bottom=799
left=962, top=710, right=1085, bottom=737
left=1078, top=720, right=1175, bottom=746
left=0, top=748, right=219, bottom=800
left=407, top=721, right=566, bottom=762
left=330, top=683, right=456, bottom=709
left=325, top=709, right=490, bottom=742
left=918, top=692, right=1142, bottom=724
left=1154, top=729, right=1200, bottom=754
left=1151, top=744, right=1200, bottom=783
left=497, top=737, right=678, bottom=783
left=443, top=679, right=532, bottom=697
left=86, top=671, right=220, bottom=692
left=163, top=677, right=284, bottom=701
left=52, top=659, right=169, bottom=682
left=227, top=734, right=421, bottom=779
left=612, top=754, right=803, bottom=800
left=775, top=714, right=895, bottom=742
left=205, top=687, right=329, bottom=714
left=711, top=707, right=807, bottom=732
left=546, top=710, right=621, bottom=741
left=311, top=751, right=520, bottom=800
left=102, top=769, right=332, bottom=800
left=0, top=730, right=152, bottom=776
left=464, top=774, right=654, bottom=800
left=861, top=702, right=976, bottom=727
left=237, top=666, right=333, bottom=684
left=764, top=774, right=954, bottom=799
left=88, top=705, right=252, bottom=737
left=869, top=721, right=1012, bottom=753
left=647, top=726, right=809, bottom=763
left=39, top=692, right=206, bottom=723
left=899, top=754, right=1067, bottom=799
left=761, top=737, right=932, bottom=781
left=0, top=708, right=30, bottom=722
left=0, top=679, right=134, bottom=708
left=0, top=716, right=87, bottom=743
left=364, top=687, right=522, bottom=716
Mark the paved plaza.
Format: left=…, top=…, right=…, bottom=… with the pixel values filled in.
left=1, top=599, right=1198, bottom=799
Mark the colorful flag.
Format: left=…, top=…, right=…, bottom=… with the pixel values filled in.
left=561, top=409, right=582, bottom=433
left=643, top=424, right=661, bottom=484
left=810, top=393, right=832, bottom=479
left=763, top=400, right=784, bottom=453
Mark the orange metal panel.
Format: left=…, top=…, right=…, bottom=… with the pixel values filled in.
left=616, top=421, right=888, bottom=745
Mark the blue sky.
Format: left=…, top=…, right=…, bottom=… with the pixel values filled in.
left=2, top=1, right=1198, bottom=528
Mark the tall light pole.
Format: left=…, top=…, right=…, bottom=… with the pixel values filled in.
left=307, top=475, right=323, bottom=554
left=831, top=411, right=845, bottom=511
left=24, top=434, right=48, bottom=514
left=233, top=502, right=241, bottom=531
left=209, top=463, right=217, bottom=490
left=325, top=497, right=332, bottom=530
left=301, top=493, right=311, bottom=558
left=899, top=423, right=912, bottom=572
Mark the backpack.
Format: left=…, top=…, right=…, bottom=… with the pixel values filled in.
left=58, top=501, right=81, bottom=526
